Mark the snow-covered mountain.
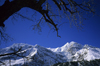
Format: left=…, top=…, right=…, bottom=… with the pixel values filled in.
left=0, top=41, right=100, bottom=66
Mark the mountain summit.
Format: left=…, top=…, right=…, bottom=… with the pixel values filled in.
left=0, top=41, right=100, bottom=66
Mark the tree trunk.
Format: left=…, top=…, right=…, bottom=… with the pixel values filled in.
left=0, top=0, right=46, bottom=27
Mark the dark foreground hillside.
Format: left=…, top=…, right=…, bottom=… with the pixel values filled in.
left=51, top=59, right=100, bottom=66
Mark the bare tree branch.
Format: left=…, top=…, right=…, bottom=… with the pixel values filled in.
left=0, top=47, right=22, bottom=57
left=15, top=13, right=34, bottom=22
left=53, top=0, right=61, bottom=10
left=0, top=0, right=95, bottom=38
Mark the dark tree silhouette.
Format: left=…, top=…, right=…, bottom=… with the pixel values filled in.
left=0, top=0, right=95, bottom=38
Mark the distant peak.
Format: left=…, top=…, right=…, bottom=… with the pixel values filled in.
left=62, top=42, right=70, bottom=47
left=34, top=44, right=44, bottom=49
left=70, top=41, right=77, bottom=44
left=62, top=41, right=82, bottom=48
left=83, top=44, right=96, bottom=49
left=34, top=44, right=40, bottom=47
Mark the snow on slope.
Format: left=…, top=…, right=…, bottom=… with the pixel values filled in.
left=0, top=41, right=100, bottom=66
left=49, top=41, right=100, bottom=61
left=0, top=43, right=66, bottom=66
left=48, top=41, right=83, bottom=61
left=73, top=44, right=100, bottom=61
left=48, top=41, right=83, bottom=53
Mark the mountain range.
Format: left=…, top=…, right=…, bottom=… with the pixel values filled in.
left=0, top=41, right=100, bottom=66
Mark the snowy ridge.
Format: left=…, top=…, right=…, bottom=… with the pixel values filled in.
left=0, top=43, right=66, bottom=66
left=48, top=41, right=83, bottom=61
left=0, top=41, right=100, bottom=66
left=73, top=44, right=100, bottom=61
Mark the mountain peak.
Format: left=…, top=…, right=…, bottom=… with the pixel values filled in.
left=34, top=44, right=40, bottom=47
left=60, top=41, right=83, bottom=52
left=62, top=41, right=82, bottom=48
left=0, top=41, right=100, bottom=66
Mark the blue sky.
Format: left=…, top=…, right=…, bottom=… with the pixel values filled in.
left=0, top=0, right=100, bottom=48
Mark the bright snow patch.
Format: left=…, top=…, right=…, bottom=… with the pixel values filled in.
left=0, top=41, right=100, bottom=66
